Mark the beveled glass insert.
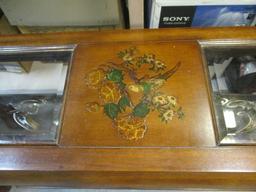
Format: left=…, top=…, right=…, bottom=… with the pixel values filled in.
left=200, top=40, right=256, bottom=145
left=0, top=45, right=75, bottom=144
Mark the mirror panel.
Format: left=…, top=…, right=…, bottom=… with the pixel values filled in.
left=200, top=40, right=256, bottom=145
left=0, top=45, right=75, bottom=144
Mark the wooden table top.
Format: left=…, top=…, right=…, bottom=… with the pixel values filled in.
left=0, top=27, right=256, bottom=190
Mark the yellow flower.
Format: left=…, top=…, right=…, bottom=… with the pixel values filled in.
left=118, top=47, right=136, bottom=65
left=85, top=102, right=100, bottom=112
left=85, top=69, right=105, bottom=89
left=123, top=54, right=133, bottom=63
left=152, top=94, right=177, bottom=107
left=153, top=60, right=166, bottom=71
left=152, top=95, right=169, bottom=106
left=161, top=110, right=174, bottom=123
left=167, top=96, right=176, bottom=106
left=144, top=54, right=155, bottom=63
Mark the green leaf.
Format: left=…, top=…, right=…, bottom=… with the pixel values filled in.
left=177, top=107, right=185, bottom=119
left=141, top=82, right=152, bottom=94
left=107, top=69, right=123, bottom=83
left=132, top=102, right=150, bottom=118
left=118, top=96, right=130, bottom=111
left=117, top=52, right=124, bottom=58
left=104, top=103, right=120, bottom=120
left=119, top=81, right=126, bottom=89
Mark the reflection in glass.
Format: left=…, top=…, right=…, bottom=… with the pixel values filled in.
left=200, top=41, right=256, bottom=145
left=0, top=45, right=75, bottom=144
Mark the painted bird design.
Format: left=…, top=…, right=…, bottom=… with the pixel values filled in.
left=128, top=62, right=181, bottom=93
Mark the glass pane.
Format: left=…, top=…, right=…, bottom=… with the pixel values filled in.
left=0, top=45, right=75, bottom=144
left=200, top=40, right=256, bottom=145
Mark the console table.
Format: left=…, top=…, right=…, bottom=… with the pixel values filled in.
left=0, top=27, right=256, bottom=190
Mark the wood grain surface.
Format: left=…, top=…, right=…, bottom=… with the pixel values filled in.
left=60, top=41, right=215, bottom=147
left=0, top=27, right=254, bottom=46
left=0, top=27, right=256, bottom=189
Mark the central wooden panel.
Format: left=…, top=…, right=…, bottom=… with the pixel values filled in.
left=60, top=40, right=215, bottom=147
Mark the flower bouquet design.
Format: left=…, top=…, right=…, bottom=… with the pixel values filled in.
left=84, top=47, right=184, bottom=140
